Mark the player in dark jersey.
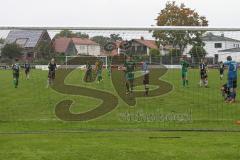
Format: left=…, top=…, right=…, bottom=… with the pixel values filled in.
left=199, top=59, right=208, bottom=87
left=48, top=58, right=57, bottom=87
left=12, top=59, right=20, bottom=88
left=24, top=61, right=31, bottom=80
left=221, top=83, right=230, bottom=102
left=219, top=61, right=225, bottom=80
left=224, top=56, right=238, bottom=103
left=143, top=71, right=150, bottom=96
left=85, top=62, right=92, bottom=82
left=142, top=61, right=149, bottom=96
left=123, top=55, right=136, bottom=95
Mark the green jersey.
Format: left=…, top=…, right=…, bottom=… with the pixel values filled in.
left=180, top=60, right=189, bottom=72
left=124, top=61, right=135, bottom=73
left=124, top=61, right=135, bottom=80
left=86, top=64, right=92, bottom=72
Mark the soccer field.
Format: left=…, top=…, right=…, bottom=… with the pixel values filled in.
left=0, top=68, right=240, bottom=159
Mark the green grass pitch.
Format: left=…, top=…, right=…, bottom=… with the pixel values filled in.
left=0, top=68, right=240, bottom=159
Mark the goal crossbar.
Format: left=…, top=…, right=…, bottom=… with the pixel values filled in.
left=1, top=26, right=240, bottom=31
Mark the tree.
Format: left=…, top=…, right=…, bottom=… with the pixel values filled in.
left=110, top=34, right=123, bottom=42
left=149, top=48, right=160, bottom=57
left=75, top=32, right=89, bottom=39
left=54, top=30, right=75, bottom=38
left=153, top=1, right=208, bottom=55
left=35, top=41, right=54, bottom=58
left=188, top=44, right=207, bottom=59
left=91, top=36, right=111, bottom=50
left=1, top=43, right=23, bottom=59
left=54, top=30, right=90, bottom=39
left=168, top=48, right=181, bottom=57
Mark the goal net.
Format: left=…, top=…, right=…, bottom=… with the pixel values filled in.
left=0, top=26, right=240, bottom=131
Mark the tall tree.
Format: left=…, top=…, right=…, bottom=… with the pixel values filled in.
left=54, top=30, right=89, bottom=39
left=91, top=36, right=111, bottom=50
left=75, top=32, right=89, bottom=39
left=1, top=43, right=23, bottom=59
left=35, top=41, right=54, bottom=58
left=153, top=2, right=208, bottom=55
left=188, top=44, right=207, bottom=59
left=54, top=30, right=75, bottom=38
left=110, top=34, right=123, bottom=42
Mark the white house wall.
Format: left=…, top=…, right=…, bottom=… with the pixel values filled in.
left=75, top=45, right=101, bottom=56
left=183, top=41, right=240, bottom=58
left=218, top=52, right=240, bottom=62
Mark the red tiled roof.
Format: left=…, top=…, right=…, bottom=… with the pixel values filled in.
left=133, top=39, right=158, bottom=49
left=53, top=37, right=72, bottom=53
left=72, top=38, right=99, bottom=45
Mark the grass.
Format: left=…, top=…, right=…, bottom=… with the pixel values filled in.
left=0, top=68, right=240, bottom=159
left=0, top=131, right=240, bottom=160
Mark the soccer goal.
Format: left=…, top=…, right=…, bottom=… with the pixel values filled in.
left=1, top=26, right=240, bottom=132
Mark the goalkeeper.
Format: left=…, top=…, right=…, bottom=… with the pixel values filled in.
left=180, top=57, right=190, bottom=87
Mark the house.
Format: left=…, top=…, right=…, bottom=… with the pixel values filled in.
left=160, top=45, right=180, bottom=55
left=5, top=30, right=51, bottom=59
left=218, top=48, right=240, bottom=62
left=52, top=37, right=77, bottom=55
left=184, top=33, right=240, bottom=60
left=101, top=40, right=122, bottom=56
left=72, top=38, right=101, bottom=56
left=131, top=38, right=158, bottom=56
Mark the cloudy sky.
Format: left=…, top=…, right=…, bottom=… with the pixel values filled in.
left=0, top=0, right=239, bottom=27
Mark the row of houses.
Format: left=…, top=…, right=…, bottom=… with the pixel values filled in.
left=1, top=30, right=240, bottom=62
left=183, top=32, right=240, bottom=62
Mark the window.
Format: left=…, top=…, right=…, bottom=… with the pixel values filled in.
left=234, top=44, right=240, bottom=48
left=214, top=43, right=222, bottom=48
left=80, top=45, right=85, bottom=50
left=16, top=38, right=28, bottom=47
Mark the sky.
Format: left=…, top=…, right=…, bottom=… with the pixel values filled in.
left=0, top=0, right=239, bottom=27
left=0, top=0, right=240, bottom=38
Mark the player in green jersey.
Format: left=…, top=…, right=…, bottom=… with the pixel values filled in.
left=95, top=59, right=103, bottom=83
left=180, top=57, right=189, bottom=87
left=123, top=55, right=136, bottom=95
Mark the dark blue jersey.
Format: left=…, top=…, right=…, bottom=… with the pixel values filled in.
left=24, top=63, right=30, bottom=70
left=224, top=61, right=237, bottom=79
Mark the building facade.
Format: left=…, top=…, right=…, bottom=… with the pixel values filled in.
left=218, top=48, right=240, bottom=62
left=72, top=38, right=101, bottom=56
left=183, top=33, right=240, bottom=60
left=131, top=38, right=158, bottom=56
